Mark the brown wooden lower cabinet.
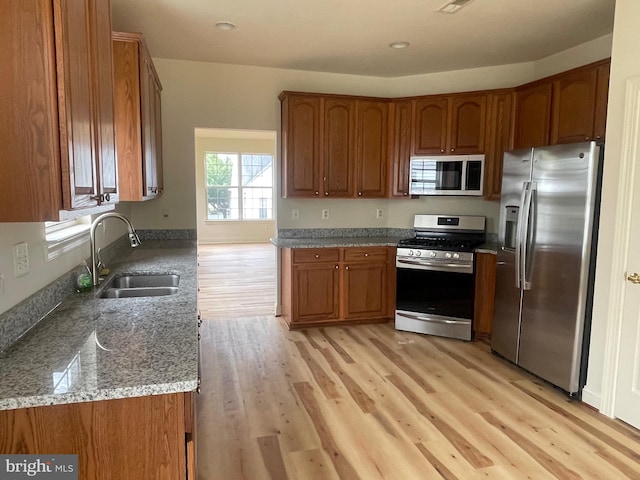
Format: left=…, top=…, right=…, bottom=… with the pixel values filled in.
left=282, top=246, right=395, bottom=328
left=0, top=391, right=196, bottom=480
left=474, top=252, right=497, bottom=338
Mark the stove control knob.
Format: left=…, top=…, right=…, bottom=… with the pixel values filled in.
left=453, top=253, right=460, bottom=259
left=445, top=252, right=452, bottom=259
left=430, top=251, right=437, bottom=258
left=415, top=250, right=421, bottom=257
left=409, top=250, right=414, bottom=256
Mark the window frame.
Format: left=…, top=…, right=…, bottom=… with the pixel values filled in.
left=204, top=151, right=274, bottom=222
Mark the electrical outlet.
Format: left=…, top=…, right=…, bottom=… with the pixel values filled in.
left=376, top=208, right=384, bottom=219
left=13, top=242, right=30, bottom=277
left=321, top=209, right=329, bottom=220
left=291, top=209, right=299, bottom=220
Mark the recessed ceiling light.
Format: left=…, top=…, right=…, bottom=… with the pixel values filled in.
left=215, top=21, right=236, bottom=30
left=389, top=41, right=410, bottom=49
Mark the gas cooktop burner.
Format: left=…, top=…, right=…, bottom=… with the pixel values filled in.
left=397, top=237, right=483, bottom=252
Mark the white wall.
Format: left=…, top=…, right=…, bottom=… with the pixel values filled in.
left=195, top=135, right=276, bottom=243
left=0, top=203, right=132, bottom=315
left=131, top=37, right=611, bottom=238
left=583, top=2, right=636, bottom=409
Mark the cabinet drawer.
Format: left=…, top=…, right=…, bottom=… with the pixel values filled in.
left=292, top=248, right=340, bottom=264
left=343, top=247, right=389, bottom=262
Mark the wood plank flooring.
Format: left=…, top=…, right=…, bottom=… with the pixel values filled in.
left=196, top=243, right=640, bottom=480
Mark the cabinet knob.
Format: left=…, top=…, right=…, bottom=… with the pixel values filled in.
left=358, top=192, right=362, bottom=196
left=404, top=192, right=408, bottom=196
left=335, top=265, right=339, bottom=269
left=585, top=137, right=590, bottom=140
left=346, top=266, right=350, bottom=270
left=315, top=254, right=319, bottom=258
left=315, top=191, right=319, bottom=195
left=364, top=253, right=368, bottom=257
left=325, top=192, right=329, bottom=196
left=450, top=148, right=455, bottom=152
left=440, top=149, right=444, bottom=153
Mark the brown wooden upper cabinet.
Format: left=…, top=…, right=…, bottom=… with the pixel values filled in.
left=113, top=32, right=164, bottom=201
left=356, top=100, right=389, bottom=197
left=515, top=59, right=610, bottom=149
left=551, top=59, right=610, bottom=144
left=280, top=92, right=388, bottom=198
left=1, top=0, right=117, bottom=222
left=483, top=91, right=514, bottom=200
left=413, top=93, right=487, bottom=155
left=389, top=101, right=413, bottom=197
left=280, top=94, right=322, bottom=197
left=323, top=97, right=356, bottom=197
left=513, top=81, right=553, bottom=149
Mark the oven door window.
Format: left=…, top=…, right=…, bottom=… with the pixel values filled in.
left=396, top=267, right=474, bottom=320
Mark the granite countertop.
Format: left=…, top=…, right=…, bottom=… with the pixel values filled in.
left=271, top=235, right=407, bottom=248
left=272, top=235, right=499, bottom=254
left=0, top=240, right=198, bottom=411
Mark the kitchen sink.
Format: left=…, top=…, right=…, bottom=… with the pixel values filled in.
left=99, top=274, right=180, bottom=298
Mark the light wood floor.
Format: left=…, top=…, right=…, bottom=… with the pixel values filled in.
left=196, top=244, right=640, bottom=480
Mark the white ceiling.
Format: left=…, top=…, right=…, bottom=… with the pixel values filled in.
left=111, top=0, right=616, bottom=78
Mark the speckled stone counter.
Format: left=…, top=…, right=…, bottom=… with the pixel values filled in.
left=271, top=227, right=412, bottom=249
left=272, top=228, right=499, bottom=253
left=476, top=240, right=498, bottom=254
left=0, top=240, right=198, bottom=411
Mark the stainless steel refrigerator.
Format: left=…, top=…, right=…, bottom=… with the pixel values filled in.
left=492, top=141, right=603, bottom=396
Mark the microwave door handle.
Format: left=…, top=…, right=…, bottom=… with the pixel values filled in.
left=514, top=181, right=529, bottom=289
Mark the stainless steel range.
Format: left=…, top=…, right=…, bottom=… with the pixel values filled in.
left=395, top=214, right=486, bottom=341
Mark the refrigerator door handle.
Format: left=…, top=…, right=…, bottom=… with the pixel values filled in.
left=521, top=181, right=536, bottom=290
left=514, top=182, right=529, bottom=288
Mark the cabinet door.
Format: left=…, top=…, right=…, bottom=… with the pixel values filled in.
left=513, top=82, right=552, bottom=149
left=153, top=74, right=164, bottom=195
left=323, top=98, right=355, bottom=197
left=281, top=95, right=321, bottom=197
left=142, top=56, right=163, bottom=198
left=550, top=67, right=598, bottom=144
left=55, top=0, right=99, bottom=210
left=594, top=61, right=610, bottom=142
left=292, top=263, right=340, bottom=323
left=483, top=92, right=513, bottom=200
left=389, top=101, right=413, bottom=197
left=474, top=252, right=497, bottom=338
left=448, top=94, right=487, bottom=154
left=413, top=97, right=448, bottom=154
left=91, top=0, right=118, bottom=204
left=356, top=100, right=388, bottom=197
left=1, top=0, right=62, bottom=222
left=343, top=260, right=388, bottom=320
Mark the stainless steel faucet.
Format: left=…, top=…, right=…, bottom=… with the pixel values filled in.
left=90, top=212, right=141, bottom=285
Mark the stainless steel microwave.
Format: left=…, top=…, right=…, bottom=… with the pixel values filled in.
left=409, top=155, right=484, bottom=196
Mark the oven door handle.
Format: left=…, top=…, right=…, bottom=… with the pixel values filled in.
left=396, top=312, right=470, bottom=326
left=396, top=258, right=473, bottom=274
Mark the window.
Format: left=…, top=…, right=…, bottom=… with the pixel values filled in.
left=45, top=216, right=91, bottom=261
left=205, top=152, right=273, bottom=220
